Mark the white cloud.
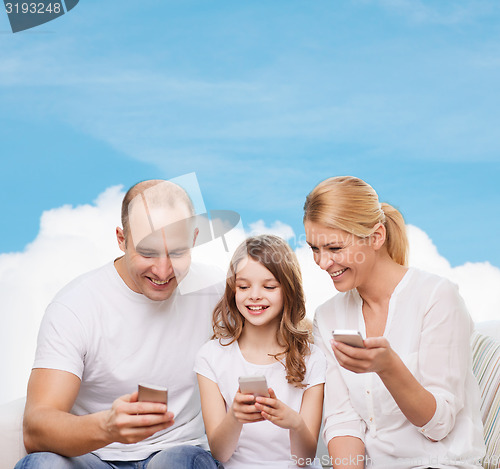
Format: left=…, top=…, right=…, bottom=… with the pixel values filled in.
left=0, top=186, right=124, bottom=405
left=1, top=189, right=499, bottom=405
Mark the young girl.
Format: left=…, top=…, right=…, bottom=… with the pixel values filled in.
left=194, top=235, right=326, bottom=469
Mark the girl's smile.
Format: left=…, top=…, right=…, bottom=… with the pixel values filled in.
left=235, top=257, right=283, bottom=327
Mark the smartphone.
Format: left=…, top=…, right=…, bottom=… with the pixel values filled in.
left=332, top=329, right=365, bottom=348
left=238, top=375, right=270, bottom=398
left=138, top=383, right=168, bottom=405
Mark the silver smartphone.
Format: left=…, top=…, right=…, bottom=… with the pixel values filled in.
left=332, top=329, right=365, bottom=348
left=238, top=375, right=270, bottom=398
left=138, top=383, right=168, bottom=406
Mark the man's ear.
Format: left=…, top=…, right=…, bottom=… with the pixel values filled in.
left=116, top=227, right=126, bottom=252
left=370, top=223, right=386, bottom=251
left=192, top=227, right=199, bottom=247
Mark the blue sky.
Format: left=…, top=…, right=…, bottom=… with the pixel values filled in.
left=1, top=0, right=499, bottom=267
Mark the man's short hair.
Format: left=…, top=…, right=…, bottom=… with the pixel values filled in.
left=121, top=180, right=195, bottom=241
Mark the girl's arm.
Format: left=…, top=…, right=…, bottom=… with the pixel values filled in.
left=255, top=383, right=324, bottom=465
left=196, top=374, right=264, bottom=463
left=328, top=436, right=365, bottom=469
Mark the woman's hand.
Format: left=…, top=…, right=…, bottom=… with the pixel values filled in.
left=254, top=388, right=302, bottom=430
left=230, top=389, right=265, bottom=424
left=331, top=336, right=397, bottom=376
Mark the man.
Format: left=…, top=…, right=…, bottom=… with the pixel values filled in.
left=15, top=180, right=224, bottom=468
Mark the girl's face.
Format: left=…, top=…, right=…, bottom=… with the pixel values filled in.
left=235, top=257, right=284, bottom=329
left=304, top=220, right=375, bottom=292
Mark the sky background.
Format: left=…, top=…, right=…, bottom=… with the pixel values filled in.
left=1, top=0, right=500, bottom=403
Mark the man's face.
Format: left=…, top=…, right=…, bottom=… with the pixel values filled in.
left=117, top=205, right=196, bottom=301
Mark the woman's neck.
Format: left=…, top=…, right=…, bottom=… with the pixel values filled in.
left=238, top=321, right=285, bottom=365
left=357, top=253, right=408, bottom=311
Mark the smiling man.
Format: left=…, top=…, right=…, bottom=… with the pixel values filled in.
left=15, top=180, right=225, bottom=469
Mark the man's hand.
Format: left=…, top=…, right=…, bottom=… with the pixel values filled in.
left=102, top=391, right=175, bottom=444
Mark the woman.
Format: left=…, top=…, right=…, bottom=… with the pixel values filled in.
left=304, top=176, right=485, bottom=469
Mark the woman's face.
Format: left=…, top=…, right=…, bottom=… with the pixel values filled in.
left=304, top=220, right=376, bottom=292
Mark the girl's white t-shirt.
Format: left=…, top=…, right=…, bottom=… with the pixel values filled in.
left=194, top=339, right=326, bottom=469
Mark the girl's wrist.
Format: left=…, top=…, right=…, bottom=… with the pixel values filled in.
left=289, top=411, right=305, bottom=433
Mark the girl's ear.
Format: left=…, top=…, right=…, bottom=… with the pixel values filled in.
left=370, top=223, right=386, bottom=251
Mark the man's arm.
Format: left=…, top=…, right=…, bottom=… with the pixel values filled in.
left=23, top=368, right=175, bottom=457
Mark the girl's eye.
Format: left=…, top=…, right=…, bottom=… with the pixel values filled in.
left=237, top=286, right=249, bottom=290
left=264, top=286, right=277, bottom=290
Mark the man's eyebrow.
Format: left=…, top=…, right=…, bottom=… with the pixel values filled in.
left=137, top=248, right=161, bottom=256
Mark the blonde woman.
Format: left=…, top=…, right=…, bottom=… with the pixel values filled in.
left=304, top=176, right=485, bottom=469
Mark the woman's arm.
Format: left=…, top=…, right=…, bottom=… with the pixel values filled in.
left=197, top=374, right=263, bottom=463
left=332, top=338, right=437, bottom=428
left=328, top=436, right=365, bottom=469
left=254, top=383, right=324, bottom=465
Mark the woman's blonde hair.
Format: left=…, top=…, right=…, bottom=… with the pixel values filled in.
left=212, top=235, right=311, bottom=388
left=303, top=176, right=408, bottom=266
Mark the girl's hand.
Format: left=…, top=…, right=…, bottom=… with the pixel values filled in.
left=230, top=389, right=265, bottom=424
left=331, top=336, right=397, bottom=376
left=254, top=388, right=302, bottom=430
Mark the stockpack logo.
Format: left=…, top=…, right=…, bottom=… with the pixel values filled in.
left=3, top=0, right=79, bottom=33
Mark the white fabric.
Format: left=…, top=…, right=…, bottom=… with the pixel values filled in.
left=33, top=261, right=224, bottom=461
left=194, top=339, right=326, bottom=469
left=313, top=267, right=486, bottom=469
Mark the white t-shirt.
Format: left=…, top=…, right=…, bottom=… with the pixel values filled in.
left=33, top=261, right=224, bottom=461
left=313, top=267, right=485, bottom=469
left=194, top=339, right=326, bottom=469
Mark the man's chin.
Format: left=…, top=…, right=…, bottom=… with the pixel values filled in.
left=144, top=278, right=178, bottom=301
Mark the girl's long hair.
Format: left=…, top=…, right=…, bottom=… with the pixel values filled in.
left=212, top=235, right=310, bottom=388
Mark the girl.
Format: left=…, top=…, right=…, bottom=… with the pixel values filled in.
left=194, top=235, right=326, bottom=469
left=304, top=176, right=485, bottom=469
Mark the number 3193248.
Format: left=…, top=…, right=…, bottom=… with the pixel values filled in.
left=5, top=2, right=62, bottom=14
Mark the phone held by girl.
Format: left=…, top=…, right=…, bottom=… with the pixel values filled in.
left=194, top=235, right=326, bottom=469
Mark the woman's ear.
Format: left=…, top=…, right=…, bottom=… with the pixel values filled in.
left=370, top=223, right=386, bottom=251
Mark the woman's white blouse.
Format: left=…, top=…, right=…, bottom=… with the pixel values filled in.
left=313, top=267, right=485, bottom=469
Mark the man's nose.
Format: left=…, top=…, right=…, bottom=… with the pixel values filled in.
left=152, top=255, right=173, bottom=279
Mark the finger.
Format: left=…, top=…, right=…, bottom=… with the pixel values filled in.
left=129, top=401, right=168, bottom=415
left=255, top=402, right=275, bottom=416
left=331, top=339, right=367, bottom=358
left=235, top=392, right=257, bottom=404
left=235, top=411, right=264, bottom=423
left=119, top=392, right=137, bottom=403
left=119, top=419, right=175, bottom=442
left=268, top=388, right=276, bottom=399
left=129, top=411, right=174, bottom=428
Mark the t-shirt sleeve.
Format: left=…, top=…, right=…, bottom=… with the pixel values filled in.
left=193, top=340, right=218, bottom=383
left=33, top=301, right=87, bottom=379
left=305, top=344, right=327, bottom=389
